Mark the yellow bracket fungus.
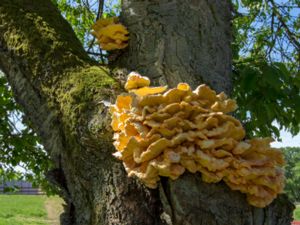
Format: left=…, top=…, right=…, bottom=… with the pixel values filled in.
left=92, top=17, right=129, bottom=51
left=110, top=72, right=285, bottom=208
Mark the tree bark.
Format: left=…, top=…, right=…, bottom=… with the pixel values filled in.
left=116, top=0, right=232, bottom=93
left=0, top=0, right=294, bottom=225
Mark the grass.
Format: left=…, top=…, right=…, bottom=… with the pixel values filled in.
left=0, top=195, right=63, bottom=225
left=0, top=195, right=298, bottom=223
left=295, top=204, right=300, bottom=220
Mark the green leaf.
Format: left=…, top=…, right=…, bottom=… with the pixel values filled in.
left=262, top=64, right=282, bottom=90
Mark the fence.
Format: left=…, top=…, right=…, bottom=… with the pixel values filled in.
left=0, top=180, right=43, bottom=195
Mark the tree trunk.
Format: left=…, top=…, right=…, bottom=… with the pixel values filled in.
left=116, top=0, right=232, bottom=93
left=0, top=1, right=294, bottom=225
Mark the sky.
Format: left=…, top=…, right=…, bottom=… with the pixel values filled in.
left=272, top=129, right=300, bottom=148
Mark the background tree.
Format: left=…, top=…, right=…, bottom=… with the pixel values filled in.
left=282, top=147, right=300, bottom=202
left=0, top=0, right=297, bottom=224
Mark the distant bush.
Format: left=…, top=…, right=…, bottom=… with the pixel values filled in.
left=282, top=147, right=300, bottom=202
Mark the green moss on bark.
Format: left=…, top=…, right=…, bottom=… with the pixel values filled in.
left=54, top=66, right=118, bottom=134
left=0, top=0, right=92, bottom=81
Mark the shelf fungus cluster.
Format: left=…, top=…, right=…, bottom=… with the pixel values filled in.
left=110, top=72, right=285, bottom=208
left=92, top=17, right=129, bottom=50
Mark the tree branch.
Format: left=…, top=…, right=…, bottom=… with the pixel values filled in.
left=268, top=0, right=300, bottom=52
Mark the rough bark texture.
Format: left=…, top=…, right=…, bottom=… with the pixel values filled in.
left=0, top=0, right=295, bottom=225
left=160, top=174, right=294, bottom=225
left=115, top=0, right=232, bottom=93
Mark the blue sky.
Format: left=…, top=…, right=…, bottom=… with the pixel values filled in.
left=272, top=130, right=300, bottom=148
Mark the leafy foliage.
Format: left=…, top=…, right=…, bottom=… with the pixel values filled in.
left=0, top=73, right=53, bottom=193
left=282, top=147, right=300, bottom=202
left=233, top=60, right=300, bottom=138
left=232, top=0, right=300, bottom=139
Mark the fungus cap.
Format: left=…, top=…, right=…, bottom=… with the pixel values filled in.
left=92, top=17, right=129, bottom=51
left=110, top=73, right=285, bottom=208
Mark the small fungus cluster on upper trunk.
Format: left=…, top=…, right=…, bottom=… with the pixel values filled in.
left=110, top=73, right=285, bottom=208
left=92, top=17, right=129, bottom=51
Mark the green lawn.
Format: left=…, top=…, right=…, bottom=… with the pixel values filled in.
left=0, top=195, right=299, bottom=223
left=0, top=195, right=62, bottom=225
left=295, top=204, right=300, bottom=220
